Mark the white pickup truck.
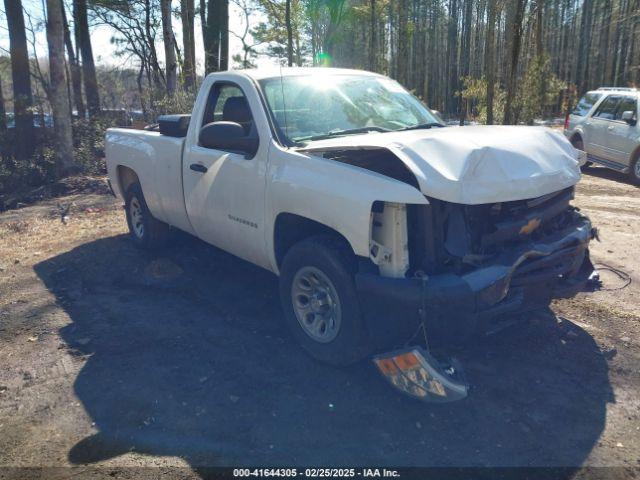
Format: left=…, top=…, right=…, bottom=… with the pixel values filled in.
left=106, top=68, right=595, bottom=374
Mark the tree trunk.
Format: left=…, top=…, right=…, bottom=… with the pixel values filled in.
left=47, top=0, right=77, bottom=177
left=535, top=0, right=547, bottom=116
left=459, top=0, right=472, bottom=125
left=203, top=0, right=219, bottom=73
left=446, top=0, right=459, bottom=115
left=485, top=0, right=497, bottom=124
left=161, top=0, right=177, bottom=94
left=397, top=0, right=409, bottom=85
left=181, top=0, right=196, bottom=88
left=575, top=0, right=593, bottom=92
left=201, top=0, right=212, bottom=73
left=73, top=0, right=100, bottom=117
left=503, top=0, right=527, bottom=124
left=4, top=0, right=34, bottom=159
left=286, top=0, right=294, bottom=66
left=369, top=0, right=376, bottom=71
left=61, top=2, right=85, bottom=118
left=144, top=0, right=164, bottom=90
left=220, top=0, right=229, bottom=70
left=0, top=77, right=6, bottom=132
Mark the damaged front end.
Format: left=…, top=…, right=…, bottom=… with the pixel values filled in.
left=357, top=186, right=596, bottom=349
left=363, top=187, right=594, bottom=402
left=299, top=132, right=592, bottom=402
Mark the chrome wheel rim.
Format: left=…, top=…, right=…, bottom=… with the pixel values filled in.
left=129, top=197, right=144, bottom=239
left=291, top=266, right=341, bottom=343
left=634, top=161, right=640, bottom=179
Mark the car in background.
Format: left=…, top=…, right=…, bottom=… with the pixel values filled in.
left=5, top=112, right=54, bottom=129
left=564, top=87, right=640, bottom=184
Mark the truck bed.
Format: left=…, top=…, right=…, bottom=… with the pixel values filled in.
left=105, top=128, right=193, bottom=234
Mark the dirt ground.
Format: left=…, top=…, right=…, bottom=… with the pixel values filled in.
left=0, top=167, right=639, bottom=478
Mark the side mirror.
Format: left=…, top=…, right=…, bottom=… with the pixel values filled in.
left=199, top=121, right=258, bottom=157
left=621, top=110, right=637, bottom=125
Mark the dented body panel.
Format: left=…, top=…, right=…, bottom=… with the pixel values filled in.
left=299, top=125, right=582, bottom=205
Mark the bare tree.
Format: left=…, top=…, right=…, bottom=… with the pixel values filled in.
left=181, top=0, right=196, bottom=88
left=4, top=0, right=34, bottom=159
left=74, top=0, right=100, bottom=116
left=230, top=0, right=264, bottom=68
left=201, top=0, right=216, bottom=73
left=220, top=0, right=229, bottom=70
left=61, top=2, right=85, bottom=118
left=46, top=0, right=77, bottom=176
left=202, top=0, right=229, bottom=72
left=161, top=0, right=177, bottom=94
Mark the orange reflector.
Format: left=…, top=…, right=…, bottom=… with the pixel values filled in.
left=374, top=358, right=399, bottom=376
left=394, top=352, right=420, bottom=370
left=373, top=347, right=468, bottom=403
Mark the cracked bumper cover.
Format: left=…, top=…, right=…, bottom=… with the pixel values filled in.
left=355, top=216, right=595, bottom=348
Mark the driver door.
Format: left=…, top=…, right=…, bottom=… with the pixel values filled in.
left=182, top=81, right=268, bottom=268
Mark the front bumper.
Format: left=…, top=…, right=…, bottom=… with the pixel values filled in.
left=356, top=216, right=595, bottom=349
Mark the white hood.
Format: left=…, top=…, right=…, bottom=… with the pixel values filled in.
left=299, top=125, right=581, bottom=205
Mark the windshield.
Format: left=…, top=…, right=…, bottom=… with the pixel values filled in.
left=258, top=74, right=443, bottom=144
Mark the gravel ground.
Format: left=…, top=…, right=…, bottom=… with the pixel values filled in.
left=0, top=167, right=638, bottom=478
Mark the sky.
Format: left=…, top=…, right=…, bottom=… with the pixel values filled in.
left=0, top=0, right=277, bottom=73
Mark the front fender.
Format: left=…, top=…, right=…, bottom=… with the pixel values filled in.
left=266, top=145, right=427, bottom=271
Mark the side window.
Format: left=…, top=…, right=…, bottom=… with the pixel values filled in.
left=202, top=83, right=254, bottom=133
left=572, top=93, right=602, bottom=116
left=614, top=96, right=637, bottom=121
left=593, top=96, right=621, bottom=120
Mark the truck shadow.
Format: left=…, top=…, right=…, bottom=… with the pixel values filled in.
left=34, top=233, right=613, bottom=473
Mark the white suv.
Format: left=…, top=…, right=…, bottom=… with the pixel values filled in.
left=564, top=87, right=639, bottom=184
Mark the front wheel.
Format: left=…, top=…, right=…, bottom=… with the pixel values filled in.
left=279, top=236, right=372, bottom=366
left=629, top=155, right=640, bottom=186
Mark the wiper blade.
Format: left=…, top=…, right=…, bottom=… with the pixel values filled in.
left=399, top=122, right=445, bottom=131
left=296, top=126, right=391, bottom=142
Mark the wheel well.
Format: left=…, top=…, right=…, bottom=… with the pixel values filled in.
left=570, top=132, right=582, bottom=144
left=117, top=165, right=139, bottom=196
left=631, top=144, right=640, bottom=164
left=273, top=213, right=353, bottom=268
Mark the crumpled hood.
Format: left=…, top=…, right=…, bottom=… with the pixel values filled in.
left=299, top=125, right=581, bottom=205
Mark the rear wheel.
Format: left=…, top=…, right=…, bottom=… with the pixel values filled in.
left=124, top=182, right=170, bottom=249
left=279, top=235, right=372, bottom=366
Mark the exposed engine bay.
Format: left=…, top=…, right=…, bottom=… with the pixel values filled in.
left=314, top=147, right=591, bottom=278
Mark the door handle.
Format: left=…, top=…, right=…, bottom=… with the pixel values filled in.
left=608, top=125, right=615, bottom=130
left=190, top=163, right=208, bottom=173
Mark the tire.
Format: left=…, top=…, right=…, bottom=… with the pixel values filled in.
left=571, top=136, right=592, bottom=171
left=279, top=235, right=373, bottom=366
left=124, top=182, right=170, bottom=249
left=629, top=154, right=640, bottom=186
